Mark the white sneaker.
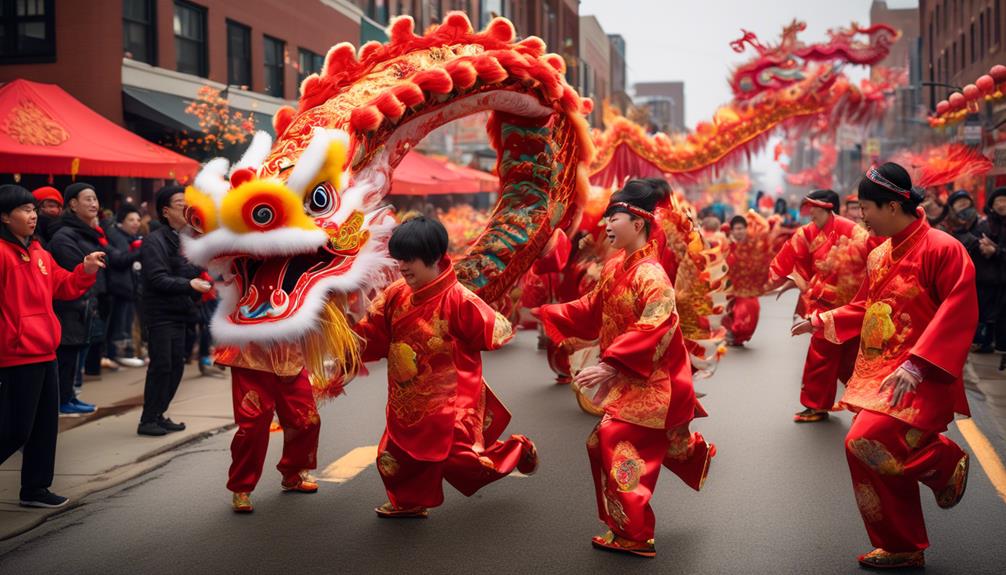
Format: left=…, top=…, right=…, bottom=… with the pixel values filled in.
left=116, top=357, right=146, bottom=368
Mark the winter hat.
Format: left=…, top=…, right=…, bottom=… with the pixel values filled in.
left=155, top=185, right=186, bottom=224
left=63, top=182, right=96, bottom=204
left=116, top=203, right=141, bottom=223
left=32, top=186, right=63, bottom=206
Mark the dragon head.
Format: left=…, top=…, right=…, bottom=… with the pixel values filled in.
left=182, top=12, right=592, bottom=354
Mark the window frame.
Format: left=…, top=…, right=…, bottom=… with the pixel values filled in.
left=296, top=47, right=323, bottom=87
left=263, top=34, right=286, bottom=98
left=123, top=0, right=156, bottom=65
left=173, top=0, right=208, bottom=78
left=0, top=0, right=56, bottom=64
left=226, top=19, right=252, bottom=88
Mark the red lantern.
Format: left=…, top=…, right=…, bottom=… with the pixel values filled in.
left=977, top=75, right=996, bottom=94
left=949, top=92, right=966, bottom=109
left=936, top=100, right=951, bottom=115
left=991, top=64, right=1006, bottom=83
left=963, top=84, right=980, bottom=101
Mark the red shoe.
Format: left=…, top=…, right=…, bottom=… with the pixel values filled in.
left=375, top=502, right=428, bottom=518
left=232, top=492, right=253, bottom=513
left=793, top=408, right=829, bottom=423
left=281, top=471, right=319, bottom=493
left=591, top=531, right=656, bottom=558
left=857, top=548, right=925, bottom=569
left=516, top=436, right=539, bottom=475
left=936, top=453, right=969, bottom=509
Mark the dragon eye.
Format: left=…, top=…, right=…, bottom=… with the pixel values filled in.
left=185, top=206, right=205, bottom=233
left=305, top=182, right=339, bottom=216
left=251, top=204, right=275, bottom=226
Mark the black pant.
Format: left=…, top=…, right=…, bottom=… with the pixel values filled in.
left=56, top=345, right=84, bottom=405
left=141, top=321, right=186, bottom=424
left=0, top=361, right=59, bottom=496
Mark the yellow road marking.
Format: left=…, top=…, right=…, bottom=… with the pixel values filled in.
left=317, top=445, right=378, bottom=484
left=956, top=419, right=1006, bottom=504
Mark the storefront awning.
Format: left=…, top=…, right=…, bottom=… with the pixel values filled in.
left=123, top=85, right=275, bottom=136
left=0, top=79, right=198, bottom=180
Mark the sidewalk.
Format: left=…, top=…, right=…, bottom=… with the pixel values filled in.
left=0, top=364, right=234, bottom=540
left=967, top=352, right=1006, bottom=444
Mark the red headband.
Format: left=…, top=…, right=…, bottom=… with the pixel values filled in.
left=607, top=202, right=655, bottom=222
left=801, top=197, right=835, bottom=210
left=865, top=168, right=911, bottom=199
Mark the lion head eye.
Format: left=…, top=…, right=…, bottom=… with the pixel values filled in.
left=305, top=182, right=339, bottom=216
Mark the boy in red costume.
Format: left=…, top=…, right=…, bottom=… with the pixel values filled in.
left=794, top=163, right=976, bottom=569
left=354, top=216, right=537, bottom=518
left=723, top=213, right=773, bottom=346
left=539, top=180, right=714, bottom=558
left=768, top=189, right=871, bottom=422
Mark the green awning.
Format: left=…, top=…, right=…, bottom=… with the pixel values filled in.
left=123, top=86, right=274, bottom=136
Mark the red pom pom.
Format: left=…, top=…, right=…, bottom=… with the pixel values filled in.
left=517, top=37, right=546, bottom=58
left=446, top=60, right=477, bottom=90
left=230, top=167, right=256, bottom=189
left=473, top=56, right=508, bottom=84
left=990, top=64, right=1006, bottom=83
left=976, top=75, right=995, bottom=94
left=412, top=68, right=453, bottom=94
left=357, top=41, right=382, bottom=62
left=388, top=16, right=416, bottom=45
left=272, top=106, right=296, bottom=136
left=542, top=53, right=566, bottom=74
left=393, top=83, right=425, bottom=107
left=935, top=100, right=950, bottom=115
left=484, top=17, right=515, bottom=43
left=350, top=106, right=383, bottom=132
left=442, top=12, right=473, bottom=36
left=949, top=92, right=966, bottom=109
left=373, top=92, right=406, bottom=121
left=324, top=43, right=357, bottom=76
left=963, top=84, right=980, bottom=101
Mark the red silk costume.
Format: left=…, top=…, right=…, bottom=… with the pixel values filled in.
left=819, top=217, right=977, bottom=552
left=521, top=229, right=578, bottom=383
left=539, top=241, right=713, bottom=543
left=354, top=258, right=533, bottom=509
left=723, top=213, right=774, bottom=344
left=216, top=343, right=321, bottom=493
left=769, top=215, right=871, bottom=411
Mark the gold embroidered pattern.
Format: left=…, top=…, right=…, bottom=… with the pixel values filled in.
left=820, top=311, right=839, bottom=344
left=848, top=438, right=904, bottom=475
left=377, top=451, right=399, bottom=477
left=610, top=441, right=644, bottom=492
left=491, top=312, right=513, bottom=347
left=604, top=491, right=629, bottom=529
left=861, top=302, right=896, bottom=359
left=666, top=427, right=691, bottom=461
left=905, top=428, right=924, bottom=449
left=387, top=342, right=419, bottom=384
left=854, top=482, right=883, bottom=523
left=239, top=390, right=262, bottom=417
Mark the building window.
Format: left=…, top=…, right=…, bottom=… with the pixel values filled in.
left=996, top=0, right=1002, bottom=47
left=971, top=21, right=976, bottom=63
left=952, top=41, right=957, bottom=75
left=936, top=5, right=941, bottom=36
left=227, top=20, right=251, bottom=88
left=297, top=48, right=323, bottom=86
left=960, top=33, right=966, bottom=68
left=123, top=0, right=155, bottom=65
left=174, top=0, right=207, bottom=77
left=364, top=0, right=388, bottom=24
left=264, top=35, right=285, bottom=98
left=481, top=0, right=504, bottom=28
left=980, top=11, right=986, bottom=55
left=0, top=0, right=55, bottom=63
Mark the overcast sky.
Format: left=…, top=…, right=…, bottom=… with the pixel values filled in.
left=579, top=0, right=919, bottom=192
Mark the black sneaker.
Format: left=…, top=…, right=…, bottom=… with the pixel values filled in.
left=159, top=417, right=186, bottom=433
left=19, top=489, right=69, bottom=509
left=137, top=421, right=168, bottom=436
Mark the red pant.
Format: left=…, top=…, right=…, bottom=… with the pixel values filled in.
left=546, top=339, right=572, bottom=384
left=845, top=410, right=965, bottom=552
left=376, top=424, right=531, bottom=509
left=227, top=367, right=320, bottom=493
left=586, top=416, right=712, bottom=542
left=724, top=296, right=760, bottom=344
left=800, top=333, right=859, bottom=410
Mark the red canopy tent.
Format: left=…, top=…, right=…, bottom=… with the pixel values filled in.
left=390, top=151, right=497, bottom=195
left=444, top=161, right=498, bottom=193
left=0, top=79, right=198, bottom=181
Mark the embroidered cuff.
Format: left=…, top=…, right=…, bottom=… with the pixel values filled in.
left=818, top=311, right=839, bottom=344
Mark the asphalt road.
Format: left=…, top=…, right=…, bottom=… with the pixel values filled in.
left=1, top=293, right=1004, bottom=574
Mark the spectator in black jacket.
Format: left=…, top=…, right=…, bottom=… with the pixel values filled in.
left=137, top=186, right=212, bottom=437
left=47, top=183, right=107, bottom=416
left=105, top=204, right=145, bottom=368
left=975, top=187, right=1006, bottom=356
left=30, top=186, right=62, bottom=245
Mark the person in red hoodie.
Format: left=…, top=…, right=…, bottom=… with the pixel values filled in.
left=0, top=185, right=104, bottom=508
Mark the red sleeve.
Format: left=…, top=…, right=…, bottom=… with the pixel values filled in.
left=600, top=263, right=678, bottom=380
left=818, top=277, right=869, bottom=344
left=769, top=226, right=813, bottom=286
left=910, top=240, right=978, bottom=383
left=538, top=282, right=602, bottom=344
left=50, top=256, right=95, bottom=301
left=353, top=285, right=396, bottom=363
left=451, top=289, right=513, bottom=351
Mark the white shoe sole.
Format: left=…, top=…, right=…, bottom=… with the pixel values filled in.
left=19, top=499, right=69, bottom=509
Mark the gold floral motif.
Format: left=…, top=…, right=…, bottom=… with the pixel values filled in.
left=239, top=390, right=262, bottom=417
left=604, top=491, right=629, bottom=529
left=387, top=342, right=419, bottom=384
left=905, top=428, right=924, bottom=449
left=861, top=302, right=896, bottom=358
left=1, top=100, right=69, bottom=146
left=491, top=312, right=513, bottom=347
left=666, top=427, right=691, bottom=461
left=377, top=451, right=399, bottom=477
left=854, top=482, right=883, bottom=523
left=610, top=441, right=645, bottom=492
left=848, top=438, right=904, bottom=475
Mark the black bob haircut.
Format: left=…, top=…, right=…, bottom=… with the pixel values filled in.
left=729, top=215, right=748, bottom=228
left=389, top=216, right=449, bottom=266
left=0, top=184, right=36, bottom=216
left=603, top=179, right=670, bottom=236
left=805, top=189, right=841, bottom=214
left=857, top=162, right=923, bottom=215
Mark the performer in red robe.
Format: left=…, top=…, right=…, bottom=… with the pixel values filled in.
left=538, top=180, right=714, bottom=558
left=354, top=217, right=537, bottom=518
left=793, top=163, right=975, bottom=569
left=767, top=189, right=871, bottom=422
left=216, top=343, right=321, bottom=513
left=723, top=212, right=773, bottom=345
left=521, top=229, right=576, bottom=383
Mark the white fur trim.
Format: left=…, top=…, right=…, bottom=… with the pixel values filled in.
left=181, top=228, right=328, bottom=267
left=194, top=157, right=231, bottom=202
left=232, top=131, right=273, bottom=173
left=286, top=128, right=351, bottom=195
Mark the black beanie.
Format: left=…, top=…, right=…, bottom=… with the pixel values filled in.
left=155, top=185, right=185, bottom=223
left=116, top=203, right=141, bottom=223
left=63, top=182, right=95, bottom=204
left=0, top=184, right=36, bottom=216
